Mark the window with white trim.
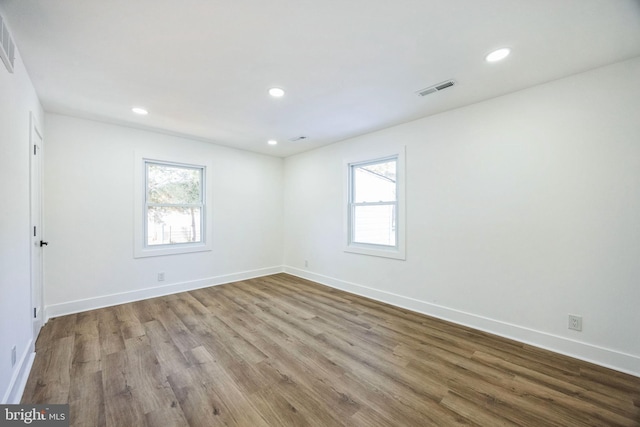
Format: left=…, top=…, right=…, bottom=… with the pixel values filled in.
left=145, top=161, right=204, bottom=246
left=134, top=152, right=212, bottom=258
left=346, top=151, right=405, bottom=259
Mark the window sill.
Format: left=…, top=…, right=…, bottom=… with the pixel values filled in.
left=344, top=244, right=406, bottom=260
left=134, top=243, right=211, bottom=258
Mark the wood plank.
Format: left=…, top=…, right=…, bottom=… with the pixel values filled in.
left=167, top=365, right=269, bottom=426
left=101, top=351, right=148, bottom=427
left=96, top=307, right=125, bottom=356
left=123, top=335, right=181, bottom=415
left=69, top=371, right=106, bottom=427
left=142, top=319, right=192, bottom=378
left=23, top=335, right=74, bottom=404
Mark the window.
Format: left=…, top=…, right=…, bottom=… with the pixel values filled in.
left=345, top=149, right=405, bottom=259
left=134, top=151, right=212, bottom=258
left=146, top=161, right=204, bottom=246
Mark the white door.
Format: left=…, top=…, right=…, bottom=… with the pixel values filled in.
left=30, top=113, right=44, bottom=341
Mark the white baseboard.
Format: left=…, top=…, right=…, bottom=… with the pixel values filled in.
left=284, top=266, right=640, bottom=378
left=45, top=266, right=283, bottom=320
left=2, top=341, right=35, bottom=404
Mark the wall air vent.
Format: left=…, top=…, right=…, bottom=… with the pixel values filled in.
left=288, top=136, right=308, bottom=142
left=0, top=13, right=16, bottom=73
left=416, top=79, right=456, bottom=97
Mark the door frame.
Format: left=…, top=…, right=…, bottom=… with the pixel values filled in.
left=29, top=112, right=44, bottom=344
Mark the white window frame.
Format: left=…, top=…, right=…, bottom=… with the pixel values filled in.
left=344, top=147, right=406, bottom=260
left=134, top=150, right=213, bottom=258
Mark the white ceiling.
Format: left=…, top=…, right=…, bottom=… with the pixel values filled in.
left=2, top=0, right=640, bottom=157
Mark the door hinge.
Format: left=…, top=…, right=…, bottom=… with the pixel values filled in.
left=33, top=307, right=37, bottom=318
left=34, top=226, right=36, bottom=237
left=34, top=144, right=37, bottom=155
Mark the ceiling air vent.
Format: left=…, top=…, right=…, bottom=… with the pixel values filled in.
left=416, top=79, right=455, bottom=97
left=288, top=136, right=308, bottom=142
left=0, top=14, right=16, bottom=73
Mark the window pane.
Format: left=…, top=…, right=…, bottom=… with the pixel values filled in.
left=147, top=163, right=202, bottom=204
left=353, top=160, right=396, bottom=203
left=353, top=204, right=396, bottom=246
left=147, top=206, right=202, bottom=245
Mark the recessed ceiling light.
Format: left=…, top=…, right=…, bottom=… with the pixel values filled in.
left=268, top=87, right=285, bottom=98
left=131, top=107, right=148, bottom=115
left=485, top=48, right=511, bottom=62
left=267, top=140, right=278, bottom=146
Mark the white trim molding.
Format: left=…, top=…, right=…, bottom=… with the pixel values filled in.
left=2, top=340, right=35, bottom=404
left=45, top=266, right=283, bottom=320
left=134, top=150, right=214, bottom=258
left=283, top=266, right=640, bottom=378
left=343, top=147, right=406, bottom=260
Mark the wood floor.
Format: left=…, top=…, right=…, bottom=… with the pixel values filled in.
left=22, top=274, right=640, bottom=426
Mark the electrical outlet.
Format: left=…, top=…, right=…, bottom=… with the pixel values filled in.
left=157, top=272, right=165, bottom=282
left=11, top=346, right=16, bottom=367
left=568, top=314, right=582, bottom=331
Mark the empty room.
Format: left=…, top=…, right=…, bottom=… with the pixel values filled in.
left=1, top=0, right=639, bottom=425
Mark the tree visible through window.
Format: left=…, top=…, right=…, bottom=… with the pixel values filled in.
left=145, top=161, right=204, bottom=246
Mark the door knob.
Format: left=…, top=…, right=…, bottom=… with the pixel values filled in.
left=39, top=240, right=48, bottom=247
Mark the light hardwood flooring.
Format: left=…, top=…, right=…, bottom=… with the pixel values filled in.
left=22, top=273, right=640, bottom=426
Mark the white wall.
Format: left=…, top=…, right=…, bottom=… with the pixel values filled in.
left=44, top=114, right=283, bottom=316
left=283, top=57, right=640, bottom=376
left=0, top=22, right=45, bottom=401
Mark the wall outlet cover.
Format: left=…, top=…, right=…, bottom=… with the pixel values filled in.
left=568, top=314, right=583, bottom=331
